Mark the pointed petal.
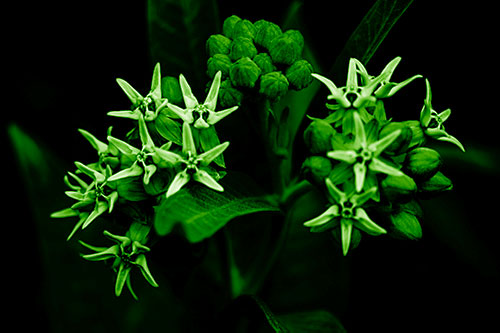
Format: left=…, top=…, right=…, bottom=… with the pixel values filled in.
left=75, top=161, right=105, bottom=183
left=116, top=78, right=143, bottom=106
left=311, top=73, right=350, bottom=108
left=107, top=163, right=143, bottom=182
left=51, top=207, right=79, bottom=218
left=437, top=134, right=465, bottom=152
left=420, top=79, right=432, bottom=126
left=438, top=108, right=452, bottom=122
left=126, top=273, right=139, bottom=301
left=166, top=170, right=190, bottom=197
left=79, top=239, right=109, bottom=253
left=107, top=191, right=119, bottom=213
left=303, top=205, right=339, bottom=227
left=355, top=208, right=387, bottom=235
left=154, top=148, right=184, bottom=165
left=340, top=219, right=353, bottom=256
left=166, top=103, right=193, bottom=123
left=194, top=117, right=210, bottom=129
left=327, top=150, right=357, bottom=164
left=197, top=141, right=230, bottom=166
left=151, top=63, right=162, bottom=100
left=346, top=58, right=359, bottom=91
left=369, top=129, right=401, bottom=156
left=107, top=136, right=140, bottom=156
left=325, top=178, right=347, bottom=203
left=134, top=254, right=159, bottom=288
left=193, top=169, right=224, bottom=192
left=352, top=186, right=377, bottom=206
left=103, top=230, right=131, bottom=245
left=179, top=74, right=199, bottom=109
left=380, top=56, right=401, bottom=82
left=107, top=110, right=141, bottom=120
left=143, top=164, right=157, bottom=185
left=78, top=129, right=108, bottom=154
left=354, top=162, right=367, bottom=192
left=206, top=106, right=238, bottom=125
left=65, top=191, right=85, bottom=201
left=81, top=244, right=120, bottom=261
left=82, top=201, right=108, bottom=229
left=352, top=111, right=366, bottom=148
left=67, top=172, right=89, bottom=190
left=66, top=213, right=89, bottom=241
left=383, top=74, right=423, bottom=98
left=138, top=115, right=155, bottom=149
left=199, top=126, right=225, bottom=168
left=115, top=261, right=132, bottom=297
left=369, top=157, right=404, bottom=177
left=182, top=122, right=197, bottom=156
left=204, top=71, right=221, bottom=111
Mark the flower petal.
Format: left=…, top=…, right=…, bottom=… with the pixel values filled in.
left=354, top=162, right=367, bottom=192
left=82, top=201, right=108, bottom=229
left=81, top=244, right=120, bottom=262
left=67, top=213, right=89, bottom=241
left=107, top=110, right=141, bottom=120
left=166, top=103, right=193, bottom=123
left=166, top=170, right=190, bottom=198
left=179, top=74, right=199, bottom=109
left=50, top=207, right=79, bottom=218
left=436, top=134, right=465, bottom=152
left=181, top=122, right=197, bottom=156
left=326, top=150, right=357, bottom=164
left=107, top=191, right=119, bottom=213
left=346, top=58, right=359, bottom=91
left=143, top=164, right=157, bottom=185
left=115, top=261, right=132, bottom=297
left=204, top=71, right=221, bottom=111
left=107, top=163, right=143, bottom=182
left=369, top=129, right=401, bottom=156
left=303, top=205, right=339, bottom=227
left=325, top=178, right=347, bottom=203
left=134, top=254, right=159, bottom=288
left=74, top=161, right=106, bottom=183
left=78, top=129, right=108, bottom=154
left=311, top=73, right=350, bottom=108
left=194, top=117, right=211, bottom=129
left=154, top=147, right=184, bottom=165
left=206, top=106, right=238, bottom=126
left=150, top=62, right=162, bottom=100
left=369, top=157, right=404, bottom=177
left=340, top=218, right=353, bottom=256
left=352, top=186, right=377, bottom=206
left=107, top=136, right=140, bottom=156
left=352, top=111, right=366, bottom=148
left=116, top=78, right=143, bottom=106
left=197, top=141, right=230, bottom=166
left=193, top=169, right=224, bottom=192
left=354, top=207, right=387, bottom=235
left=420, top=79, right=432, bottom=127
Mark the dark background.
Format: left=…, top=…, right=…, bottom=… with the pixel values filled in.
left=4, top=0, right=499, bottom=332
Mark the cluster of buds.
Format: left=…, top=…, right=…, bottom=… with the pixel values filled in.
left=302, top=57, right=464, bottom=255
left=51, top=63, right=239, bottom=298
left=205, top=15, right=314, bottom=105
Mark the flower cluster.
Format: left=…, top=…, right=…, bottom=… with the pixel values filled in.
left=302, top=57, right=464, bottom=255
left=51, top=63, right=238, bottom=298
left=205, top=15, right=314, bottom=105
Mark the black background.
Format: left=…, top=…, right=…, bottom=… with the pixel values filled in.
left=4, top=0, right=499, bottom=332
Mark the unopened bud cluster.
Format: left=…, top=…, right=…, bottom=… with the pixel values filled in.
left=206, top=15, right=314, bottom=105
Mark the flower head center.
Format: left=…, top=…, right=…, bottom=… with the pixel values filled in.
left=192, top=105, right=210, bottom=121
left=356, top=148, right=373, bottom=164
left=341, top=200, right=355, bottom=218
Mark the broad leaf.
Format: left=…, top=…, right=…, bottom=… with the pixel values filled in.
left=154, top=172, right=280, bottom=242
left=148, top=0, right=219, bottom=89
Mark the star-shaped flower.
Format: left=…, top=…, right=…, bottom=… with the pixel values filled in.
left=419, top=79, right=465, bottom=152
left=51, top=162, right=119, bottom=239
left=303, top=178, right=386, bottom=256
left=79, top=223, right=158, bottom=300
left=108, top=63, right=168, bottom=121
left=167, top=71, right=238, bottom=129
left=107, top=115, right=162, bottom=185
left=77, top=127, right=119, bottom=169
left=155, top=122, right=229, bottom=197
left=327, top=112, right=404, bottom=192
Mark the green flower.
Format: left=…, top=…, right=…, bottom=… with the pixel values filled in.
left=419, top=79, right=465, bottom=152
left=107, top=115, right=163, bottom=186
left=79, top=223, right=158, bottom=300
left=156, top=122, right=229, bottom=197
left=108, top=63, right=167, bottom=122
left=327, top=112, right=404, bottom=192
left=51, top=162, right=119, bottom=239
left=77, top=127, right=119, bottom=169
left=303, top=178, right=386, bottom=256
left=167, top=71, right=238, bottom=129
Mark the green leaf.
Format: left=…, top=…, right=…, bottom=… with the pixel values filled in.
left=154, top=111, right=182, bottom=145
left=277, top=310, right=347, bottom=333
left=147, top=0, right=219, bottom=87
left=154, top=172, right=280, bottom=241
left=330, top=0, right=415, bottom=78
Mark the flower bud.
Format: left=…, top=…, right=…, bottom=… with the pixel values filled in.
left=303, top=119, right=335, bottom=154
left=380, top=173, right=417, bottom=202
left=418, top=171, right=453, bottom=197
left=232, top=19, right=256, bottom=40
left=207, top=54, right=232, bottom=79
left=253, top=53, right=275, bottom=75
left=218, top=79, right=244, bottom=107
left=403, top=120, right=426, bottom=149
left=259, top=71, right=289, bottom=100
left=301, top=156, right=332, bottom=185
left=390, top=210, right=422, bottom=240
left=222, top=15, right=241, bottom=39
left=229, top=36, right=257, bottom=61
left=399, top=199, right=423, bottom=218
left=284, top=29, right=304, bottom=52
left=161, top=76, right=183, bottom=105
left=269, top=33, right=301, bottom=65
left=286, top=59, right=313, bottom=90
left=206, top=34, right=232, bottom=57
left=254, top=19, right=282, bottom=49
left=379, top=122, right=412, bottom=155
left=405, top=147, right=442, bottom=180
left=229, top=57, right=261, bottom=88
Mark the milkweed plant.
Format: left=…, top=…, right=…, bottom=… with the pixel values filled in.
left=50, top=6, right=464, bottom=329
